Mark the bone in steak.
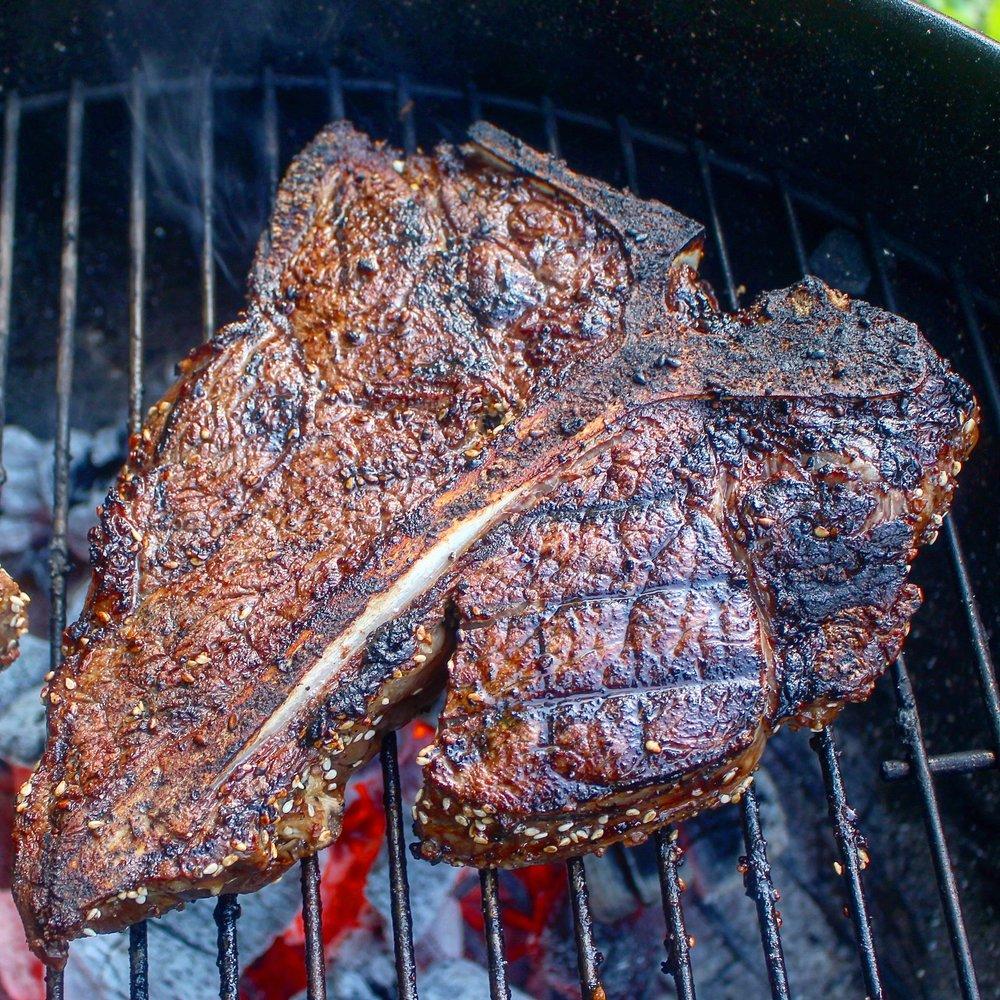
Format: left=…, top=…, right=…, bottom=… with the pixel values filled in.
left=13, top=122, right=977, bottom=963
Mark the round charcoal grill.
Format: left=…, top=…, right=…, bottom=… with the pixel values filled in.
left=0, top=4, right=997, bottom=1000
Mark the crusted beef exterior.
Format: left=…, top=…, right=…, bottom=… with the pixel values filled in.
left=413, top=266, right=977, bottom=867
left=0, top=566, right=29, bottom=667
left=14, top=122, right=976, bottom=962
left=13, top=122, right=701, bottom=964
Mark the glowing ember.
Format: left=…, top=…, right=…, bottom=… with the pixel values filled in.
left=1, top=762, right=45, bottom=1000
left=241, top=784, right=386, bottom=1000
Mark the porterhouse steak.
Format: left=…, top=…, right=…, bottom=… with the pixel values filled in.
left=13, top=122, right=977, bottom=963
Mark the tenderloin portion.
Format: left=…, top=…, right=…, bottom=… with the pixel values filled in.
left=414, top=274, right=976, bottom=867
left=13, top=120, right=977, bottom=963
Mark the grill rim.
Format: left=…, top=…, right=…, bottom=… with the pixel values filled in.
left=0, top=67, right=993, bottom=1000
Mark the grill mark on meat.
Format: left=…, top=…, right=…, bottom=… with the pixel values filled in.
left=478, top=668, right=756, bottom=718
left=462, top=576, right=730, bottom=628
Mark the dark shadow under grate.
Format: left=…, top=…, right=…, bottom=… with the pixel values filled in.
left=0, top=68, right=996, bottom=1000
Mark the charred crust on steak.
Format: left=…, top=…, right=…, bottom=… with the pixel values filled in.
left=0, top=567, right=29, bottom=667
left=13, top=122, right=979, bottom=961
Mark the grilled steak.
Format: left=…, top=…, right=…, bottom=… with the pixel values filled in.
left=13, top=122, right=976, bottom=962
left=0, top=566, right=29, bottom=667
left=13, top=121, right=694, bottom=962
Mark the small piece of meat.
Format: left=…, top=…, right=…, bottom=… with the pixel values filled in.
left=13, top=122, right=977, bottom=964
left=0, top=567, right=29, bottom=667
left=414, top=267, right=976, bottom=867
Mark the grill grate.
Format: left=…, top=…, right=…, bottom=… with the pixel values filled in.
left=0, top=68, right=994, bottom=1000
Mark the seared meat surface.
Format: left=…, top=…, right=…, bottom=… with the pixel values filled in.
left=13, top=121, right=695, bottom=963
left=0, top=566, right=29, bottom=667
left=13, top=122, right=976, bottom=962
left=415, top=268, right=976, bottom=867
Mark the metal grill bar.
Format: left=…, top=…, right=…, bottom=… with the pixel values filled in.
left=618, top=125, right=700, bottom=998
left=865, top=219, right=983, bottom=999
left=890, top=656, right=981, bottom=999
left=694, top=141, right=739, bottom=310
left=953, top=267, right=1000, bottom=433
left=542, top=97, right=562, bottom=162
left=467, top=83, right=483, bottom=123
left=738, top=787, right=789, bottom=1000
left=655, top=828, right=696, bottom=1000
left=45, top=963, right=64, bottom=999
left=779, top=177, right=885, bottom=999
left=262, top=69, right=324, bottom=997
left=215, top=894, right=241, bottom=1000
left=44, top=77, right=84, bottom=1000
left=541, top=96, right=559, bottom=156
left=49, top=81, right=83, bottom=674
left=479, top=869, right=512, bottom=1000
left=379, top=734, right=419, bottom=1000
left=199, top=68, right=215, bottom=340
left=0, top=91, right=19, bottom=474
left=128, top=70, right=147, bottom=438
left=882, top=748, right=997, bottom=780
left=537, top=110, right=608, bottom=999
left=327, top=67, right=345, bottom=122
left=300, top=853, right=327, bottom=1000
left=778, top=177, right=809, bottom=276
left=567, top=858, right=604, bottom=1000
left=616, top=116, right=639, bottom=195
left=397, top=75, right=416, bottom=157
left=128, top=922, right=149, bottom=1000
left=189, top=69, right=240, bottom=1000
left=127, top=66, right=152, bottom=1000
left=940, top=517, right=1000, bottom=754
left=694, top=138, right=791, bottom=997
left=811, top=728, right=883, bottom=999
left=263, top=67, right=279, bottom=203
left=195, top=66, right=240, bottom=994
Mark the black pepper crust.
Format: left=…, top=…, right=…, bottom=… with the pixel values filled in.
left=13, top=122, right=978, bottom=962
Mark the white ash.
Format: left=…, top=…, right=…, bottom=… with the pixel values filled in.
left=67, top=486, right=113, bottom=564
left=366, top=821, right=465, bottom=963
left=88, top=425, right=125, bottom=469
left=582, top=848, right=660, bottom=922
left=420, top=958, right=532, bottom=1000
left=0, top=634, right=49, bottom=765
left=317, top=968, right=383, bottom=1000
left=64, top=867, right=303, bottom=1000
left=0, top=427, right=47, bottom=519
left=312, top=928, right=396, bottom=1000
left=0, top=423, right=126, bottom=583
